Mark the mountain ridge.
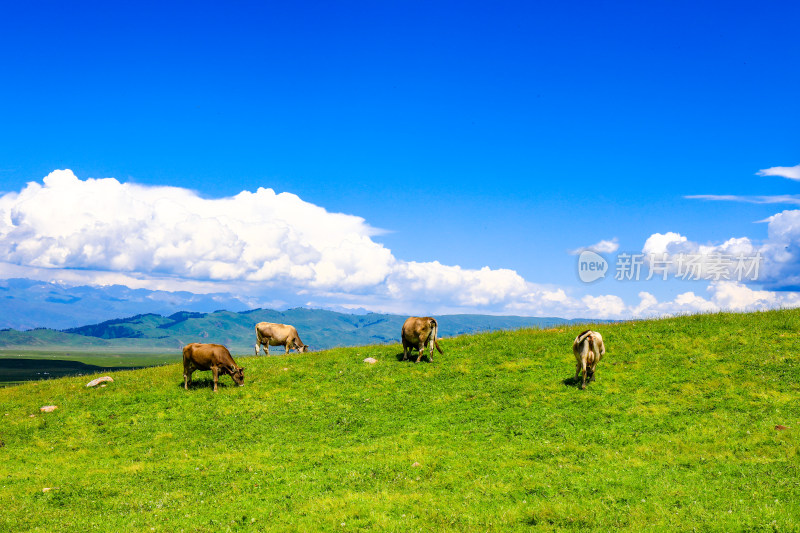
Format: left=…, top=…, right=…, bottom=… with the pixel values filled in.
left=0, top=278, right=252, bottom=330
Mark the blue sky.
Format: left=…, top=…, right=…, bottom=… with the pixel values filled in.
left=1, top=1, right=799, bottom=319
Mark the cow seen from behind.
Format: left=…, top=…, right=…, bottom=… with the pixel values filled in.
left=401, top=316, right=443, bottom=363
left=572, top=330, right=605, bottom=390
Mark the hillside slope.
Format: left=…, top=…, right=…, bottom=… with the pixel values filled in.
left=1, top=310, right=798, bottom=531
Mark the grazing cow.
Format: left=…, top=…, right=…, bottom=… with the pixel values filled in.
left=572, top=330, right=605, bottom=390
left=401, top=316, right=443, bottom=363
left=254, top=322, right=309, bottom=356
left=182, top=343, right=245, bottom=392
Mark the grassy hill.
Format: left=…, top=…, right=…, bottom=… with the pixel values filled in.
left=0, top=307, right=595, bottom=354
left=1, top=310, right=798, bottom=531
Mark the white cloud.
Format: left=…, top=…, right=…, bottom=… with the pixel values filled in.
left=638, top=211, right=800, bottom=291
left=666, top=281, right=800, bottom=314
left=0, top=170, right=395, bottom=289
left=608, top=282, right=800, bottom=318
left=753, top=209, right=800, bottom=289
left=569, top=238, right=619, bottom=254
left=5, top=169, right=800, bottom=320
left=0, top=170, right=605, bottom=317
left=581, top=294, right=626, bottom=316
left=642, top=232, right=690, bottom=256
left=757, top=164, right=800, bottom=181
left=631, top=291, right=659, bottom=315
left=709, top=280, right=779, bottom=310
left=386, top=261, right=529, bottom=306
left=671, top=291, right=717, bottom=313
left=606, top=289, right=714, bottom=318
left=639, top=231, right=759, bottom=282
left=685, top=194, right=800, bottom=205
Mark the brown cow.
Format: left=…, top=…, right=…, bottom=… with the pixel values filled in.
left=254, top=322, right=309, bottom=356
left=401, top=316, right=443, bottom=363
left=182, top=343, right=245, bottom=392
left=572, top=330, right=605, bottom=390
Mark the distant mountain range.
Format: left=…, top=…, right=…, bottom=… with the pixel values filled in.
left=0, top=278, right=251, bottom=330
left=0, top=307, right=602, bottom=354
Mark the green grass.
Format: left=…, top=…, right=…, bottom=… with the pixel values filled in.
left=1, top=310, right=799, bottom=531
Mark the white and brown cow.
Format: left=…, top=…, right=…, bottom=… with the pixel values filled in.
left=182, top=342, right=245, bottom=392
left=572, top=329, right=605, bottom=390
left=401, top=316, right=443, bottom=363
left=254, top=322, right=309, bottom=356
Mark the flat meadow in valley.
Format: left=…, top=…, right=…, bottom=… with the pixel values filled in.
left=1, top=310, right=798, bottom=531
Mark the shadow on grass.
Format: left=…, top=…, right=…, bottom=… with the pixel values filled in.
left=0, top=358, right=148, bottom=386
left=178, top=378, right=235, bottom=391
left=394, top=351, right=434, bottom=363
left=562, top=375, right=598, bottom=389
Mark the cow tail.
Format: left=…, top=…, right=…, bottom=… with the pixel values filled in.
left=574, top=330, right=593, bottom=361
left=432, top=320, right=443, bottom=354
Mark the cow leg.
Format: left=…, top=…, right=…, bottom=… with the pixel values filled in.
left=402, top=342, right=409, bottom=361
left=416, top=342, right=425, bottom=363
left=212, top=367, right=219, bottom=392
left=428, top=338, right=434, bottom=363
left=575, top=360, right=581, bottom=381
left=184, top=366, right=194, bottom=390
left=580, top=358, right=588, bottom=390
left=255, top=343, right=260, bottom=356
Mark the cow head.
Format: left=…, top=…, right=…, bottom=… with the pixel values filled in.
left=228, top=365, right=245, bottom=386
left=297, top=343, right=309, bottom=353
